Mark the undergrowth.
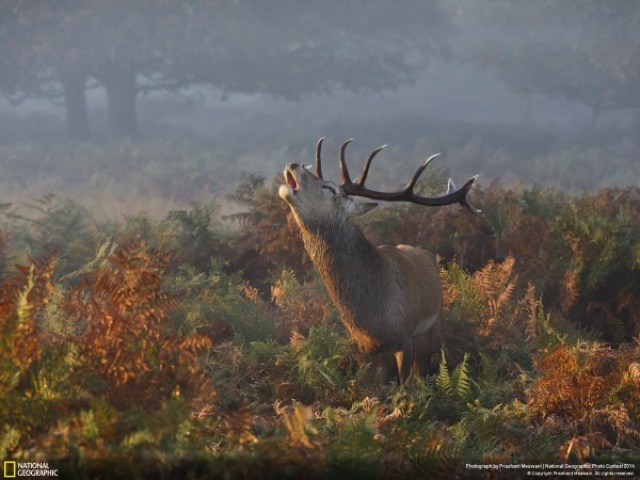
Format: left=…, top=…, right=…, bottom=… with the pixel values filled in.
left=1, top=178, right=639, bottom=478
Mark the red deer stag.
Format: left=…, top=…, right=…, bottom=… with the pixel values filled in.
left=279, top=139, right=479, bottom=383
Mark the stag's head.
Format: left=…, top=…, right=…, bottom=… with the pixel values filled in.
left=278, top=172, right=374, bottom=228
left=279, top=138, right=479, bottom=226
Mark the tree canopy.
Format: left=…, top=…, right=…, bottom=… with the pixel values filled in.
left=458, top=0, right=640, bottom=118
left=0, top=0, right=451, bottom=139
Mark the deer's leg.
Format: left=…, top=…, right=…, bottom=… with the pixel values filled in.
left=394, top=351, right=403, bottom=384
left=395, top=339, right=415, bottom=384
left=373, top=351, right=397, bottom=384
left=413, top=329, right=442, bottom=377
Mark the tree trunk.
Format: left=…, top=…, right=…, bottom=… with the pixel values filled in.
left=61, top=70, right=90, bottom=141
left=102, top=65, right=138, bottom=139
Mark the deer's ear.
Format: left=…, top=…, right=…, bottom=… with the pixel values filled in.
left=345, top=199, right=378, bottom=216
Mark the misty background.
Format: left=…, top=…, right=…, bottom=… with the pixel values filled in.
left=1, top=0, right=639, bottom=216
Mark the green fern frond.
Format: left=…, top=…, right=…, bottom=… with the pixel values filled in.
left=60, top=238, right=117, bottom=282
left=452, top=352, right=471, bottom=400
left=410, top=439, right=461, bottom=478
left=478, top=351, right=498, bottom=386
left=15, top=263, right=35, bottom=323
left=436, top=349, right=452, bottom=397
left=437, top=350, right=471, bottom=400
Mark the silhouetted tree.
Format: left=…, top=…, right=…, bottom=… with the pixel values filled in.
left=0, top=0, right=201, bottom=139
left=457, top=0, right=640, bottom=131
left=0, top=1, right=91, bottom=139
left=0, top=0, right=451, bottom=140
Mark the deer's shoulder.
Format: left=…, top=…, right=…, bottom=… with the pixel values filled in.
left=377, top=244, right=436, bottom=264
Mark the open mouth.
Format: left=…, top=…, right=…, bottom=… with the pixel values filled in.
left=285, top=169, right=299, bottom=191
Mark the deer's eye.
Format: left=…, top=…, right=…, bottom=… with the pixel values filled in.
left=322, top=185, right=337, bottom=195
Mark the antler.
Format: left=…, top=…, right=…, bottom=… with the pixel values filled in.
left=324, top=139, right=480, bottom=212
left=315, top=137, right=325, bottom=178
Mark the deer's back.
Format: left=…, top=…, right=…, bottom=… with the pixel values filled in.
left=377, top=244, right=443, bottom=336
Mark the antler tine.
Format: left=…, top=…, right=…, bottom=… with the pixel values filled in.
left=404, top=153, right=440, bottom=191
left=315, top=137, right=325, bottom=179
left=457, top=176, right=482, bottom=213
left=339, top=139, right=354, bottom=184
left=401, top=156, right=479, bottom=211
left=356, top=144, right=386, bottom=186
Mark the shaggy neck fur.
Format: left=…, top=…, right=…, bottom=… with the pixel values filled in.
left=293, top=210, right=388, bottom=351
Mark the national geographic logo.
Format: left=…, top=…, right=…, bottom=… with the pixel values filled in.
left=2, top=462, right=14, bottom=478
left=3, top=462, right=58, bottom=478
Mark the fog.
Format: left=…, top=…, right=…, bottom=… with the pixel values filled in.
left=1, top=0, right=638, bottom=210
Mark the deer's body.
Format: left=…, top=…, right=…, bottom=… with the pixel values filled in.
left=279, top=139, right=477, bottom=383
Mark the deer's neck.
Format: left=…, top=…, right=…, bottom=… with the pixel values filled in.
left=299, top=215, right=382, bottom=276
left=296, top=214, right=386, bottom=336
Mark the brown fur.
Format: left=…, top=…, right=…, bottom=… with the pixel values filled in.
left=279, top=163, right=443, bottom=383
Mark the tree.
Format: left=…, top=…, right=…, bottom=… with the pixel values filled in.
left=454, top=0, right=640, bottom=130
left=0, top=0, right=451, bottom=140
left=0, top=0, right=202, bottom=139
left=0, top=1, right=91, bottom=139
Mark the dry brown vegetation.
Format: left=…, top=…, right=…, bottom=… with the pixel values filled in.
left=1, top=175, right=639, bottom=478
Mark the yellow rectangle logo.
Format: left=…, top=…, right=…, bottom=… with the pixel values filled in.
left=3, top=461, right=17, bottom=478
